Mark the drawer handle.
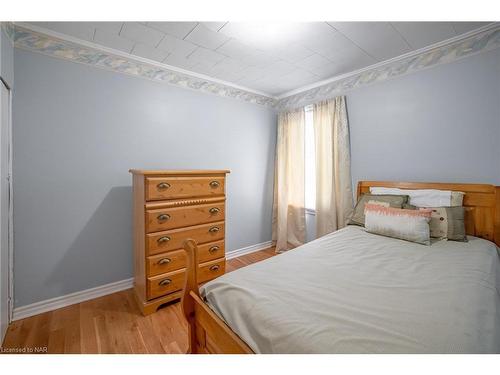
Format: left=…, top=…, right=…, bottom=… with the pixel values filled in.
left=158, top=278, right=171, bottom=286
left=209, top=181, right=220, bottom=188
left=157, top=236, right=171, bottom=244
left=157, top=258, right=171, bottom=265
left=209, top=246, right=219, bottom=253
left=209, top=207, right=220, bottom=214
left=209, top=227, right=220, bottom=233
left=209, top=265, right=220, bottom=272
left=157, top=182, right=171, bottom=190
left=157, top=214, right=171, bottom=221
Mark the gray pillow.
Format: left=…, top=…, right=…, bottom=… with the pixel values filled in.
left=403, top=203, right=417, bottom=210
left=348, top=194, right=409, bottom=227
left=426, top=206, right=467, bottom=242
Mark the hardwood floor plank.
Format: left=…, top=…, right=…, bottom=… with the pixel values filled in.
left=1, top=320, right=23, bottom=350
left=93, top=314, right=112, bottom=353
left=17, top=315, right=38, bottom=349
left=79, top=298, right=100, bottom=353
left=124, top=291, right=165, bottom=354
left=47, top=328, right=65, bottom=354
left=1, top=247, right=276, bottom=354
left=62, top=305, right=81, bottom=354
left=115, top=292, right=149, bottom=354
left=26, top=312, right=51, bottom=353
left=225, top=258, right=246, bottom=272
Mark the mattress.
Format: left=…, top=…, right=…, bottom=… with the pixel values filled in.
left=200, top=226, right=500, bottom=353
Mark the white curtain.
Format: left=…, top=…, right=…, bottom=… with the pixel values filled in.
left=313, top=96, right=354, bottom=237
left=272, top=109, right=306, bottom=253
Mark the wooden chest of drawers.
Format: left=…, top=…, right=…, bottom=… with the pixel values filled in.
left=129, top=169, right=230, bottom=315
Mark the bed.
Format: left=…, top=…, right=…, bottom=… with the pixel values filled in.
left=181, top=181, right=500, bottom=354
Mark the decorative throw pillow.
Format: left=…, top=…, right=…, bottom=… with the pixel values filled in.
left=364, top=203, right=432, bottom=245
left=424, top=206, right=467, bottom=242
left=367, top=200, right=390, bottom=207
left=348, top=194, right=409, bottom=227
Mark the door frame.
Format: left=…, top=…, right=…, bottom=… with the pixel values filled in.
left=0, top=77, right=13, bottom=324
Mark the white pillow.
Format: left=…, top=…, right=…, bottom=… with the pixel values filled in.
left=369, top=187, right=464, bottom=207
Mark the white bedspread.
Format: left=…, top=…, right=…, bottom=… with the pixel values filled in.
left=201, top=226, right=500, bottom=353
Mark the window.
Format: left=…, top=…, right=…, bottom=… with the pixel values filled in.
left=304, top=106, right=316, bottom=212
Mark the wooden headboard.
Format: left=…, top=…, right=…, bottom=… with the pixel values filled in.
left=357, top=181, right=500, bottom=247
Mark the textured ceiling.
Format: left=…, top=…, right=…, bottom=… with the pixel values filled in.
left=29, top=22, right=490, bottom=96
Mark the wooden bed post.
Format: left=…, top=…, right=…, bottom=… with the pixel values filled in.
left=181, top=238, right=255, bottom=354
left=495, top=186, right=500, bottom=247
left=182, top=239, right=200, bottom=354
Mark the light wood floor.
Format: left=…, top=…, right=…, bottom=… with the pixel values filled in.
left=1, top=247, right=276, bottom=354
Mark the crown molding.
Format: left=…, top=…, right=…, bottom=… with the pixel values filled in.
left=276, top=23, right=500, bottom=110
left=12, top=22, right=279, bottom=108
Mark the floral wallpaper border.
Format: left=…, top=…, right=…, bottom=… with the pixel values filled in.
left=11, top=24, right=278, bottom=108
left=1, top=22, right=15, bottom=43
left=277, top=24, right=500, bottom=110
left=3, top=23, right=500, bottom=110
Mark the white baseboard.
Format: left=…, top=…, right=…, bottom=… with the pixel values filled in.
left=12, top=278, right=133, bottom=321
left=11, top=240, right=273, bottom=321
left=226, top=240, right=273, bottom=260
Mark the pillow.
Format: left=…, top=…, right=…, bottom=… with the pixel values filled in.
left=424, top=206, right=467, bottom=242
left=403, top=203, right=417, bottom=210
left=450, top=192, right=465, bottom=207
left=369, top=187, right=464, bottom=207
left=367, top=200, right=390, bottom=207
left=348, top=194, right=409, bottom=227
left=364, top=203, right=432, bottom=245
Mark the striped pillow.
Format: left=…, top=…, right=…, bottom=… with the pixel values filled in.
left=364, top=203, right=432, bottom=245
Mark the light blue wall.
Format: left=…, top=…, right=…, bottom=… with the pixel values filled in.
left=348, top=47, right=500, bottom=187
left=13, top=49, right=277, bottom=307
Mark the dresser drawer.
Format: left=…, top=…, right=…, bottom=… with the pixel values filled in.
left=197, top=240, right=225, bottom=264
left=146, top=221, right=225, bottom=255
left=147, top=268, right=185, bottom=300
left=147, top=249, right=186, bottom=277
left=198, top=258, right=226, bottom=284
left=145, top=202, right=225, bottom=233
left=145, top=176, right=225, bottom=201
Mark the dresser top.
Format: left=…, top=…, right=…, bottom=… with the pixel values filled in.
left=129, top=169, right=230, bottom=176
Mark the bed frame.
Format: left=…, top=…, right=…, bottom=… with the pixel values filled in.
left=181, top=181, right=500, bottom=354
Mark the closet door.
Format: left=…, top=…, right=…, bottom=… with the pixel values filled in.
left=0, top=81, right=10, bottom=341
